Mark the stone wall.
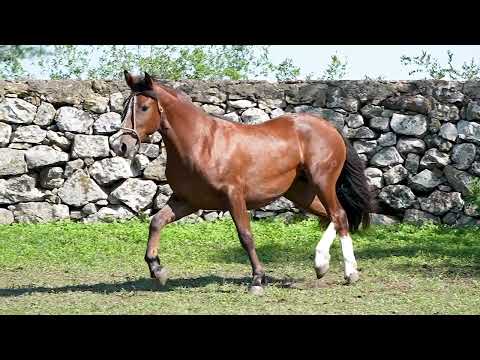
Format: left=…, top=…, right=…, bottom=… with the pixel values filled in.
left=1, top=79, right=480, bottom=226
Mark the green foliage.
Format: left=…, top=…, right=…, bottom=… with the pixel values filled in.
left=270, top=58, right=301, bottom=81
left=2, top=45, right=361, bottom=82
left=321, top=54, right=348, bottom=80
left=301, top=54, right=349, bottom=81
left=87, top=45, right=139, bottom=80
left=31, top=45, right=301, bottom=81
left=400, top=50, right=480, bottom=80
left=8, top=46, right=480, bottom=82
left=467, top=178, right=480, bottom=209
left=364, top=74, right=386, bottom=81
left=37, top=45, right=92, bottom=80
left=137, top=211, right=151, bottom=223
left=0, top=45, right=47, bottom=80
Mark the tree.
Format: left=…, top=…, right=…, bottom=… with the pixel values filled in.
left=37, top=45, right=92, bottom=80
left=400, top=50, right=480, bottom=80
left=270, top=58, right=301, bottom=81
left=304, top=54, right=349, bottom=81
left=0, top=46, right=47, bottom=80
left=2, top=46, right=354, bottom=81
left=32, top=45, right=301, bottom=81
left=321, top=54, right=348, bottom=80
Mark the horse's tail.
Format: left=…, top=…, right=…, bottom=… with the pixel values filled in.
left=336, top=131, right=375, bottom=232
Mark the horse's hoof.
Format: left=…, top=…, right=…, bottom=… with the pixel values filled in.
left=152, top=267, right=169, bottom=286
left=248, top=285, right=265, bottom=296
left=345, top=271, right=359, bottom=285
left=315, top=264, right=330, bottom=279
left=261, top=275, right=268, bottom=285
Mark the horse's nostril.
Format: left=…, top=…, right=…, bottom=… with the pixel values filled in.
left=121, top=143, right=127, bottom=155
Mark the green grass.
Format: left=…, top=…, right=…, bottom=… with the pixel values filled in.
left=1, top=218, right=480, bottom=314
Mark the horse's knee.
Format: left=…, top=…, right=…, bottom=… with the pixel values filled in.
left=149, top=212, right=168, bottom=233
left=149, top=218, right=162, bottom=233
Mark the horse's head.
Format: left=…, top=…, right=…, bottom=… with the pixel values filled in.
left=117, top=71, right=163, bottom=158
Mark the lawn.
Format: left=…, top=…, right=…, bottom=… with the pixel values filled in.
left=0, top=218, right=479, bottom=315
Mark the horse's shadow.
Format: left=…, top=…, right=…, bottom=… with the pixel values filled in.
left=0, top=275, right=300, bottom=298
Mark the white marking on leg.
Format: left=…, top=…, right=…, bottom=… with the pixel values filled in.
left=315, top=222, right=336, bottom=272
left=340, top=233, right=358, bottom=279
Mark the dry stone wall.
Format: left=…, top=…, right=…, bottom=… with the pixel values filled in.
left=1, top=79, right=480, bottom=226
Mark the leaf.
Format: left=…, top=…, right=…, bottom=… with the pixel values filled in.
left=400, top=49, right=480, bottom=81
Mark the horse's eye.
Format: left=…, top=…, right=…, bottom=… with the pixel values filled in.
left=142, top=105, right=148, bottom=112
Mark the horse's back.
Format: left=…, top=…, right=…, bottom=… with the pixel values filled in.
left=210, top=111, right=345, bottom=170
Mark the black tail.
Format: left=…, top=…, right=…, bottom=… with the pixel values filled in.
left=336, top=133, right=375, bottom=232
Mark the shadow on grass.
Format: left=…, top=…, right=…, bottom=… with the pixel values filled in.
left=0, top=274, right=304, bottom=298
left=355, top=226, right=480, bottom=278
left=210, top=224, right=480, bottom=279
left=389, top=263, right=480, bottom=279
left=211, top=243, right=314, bottom=265
left=214, top=239, right=480, bottom=264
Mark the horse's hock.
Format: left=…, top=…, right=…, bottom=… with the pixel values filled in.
left=1, top=79, right=480, bottom=226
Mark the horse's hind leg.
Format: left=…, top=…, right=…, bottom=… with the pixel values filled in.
left=226, top=188, right=265, bottom=295
left=284, top=178, right=329, bottom=220
left=309, top=172, right=359, bottom=284
left=145, top=195, right=197, bottom=286
left=284, top=179, right=334, bottom=278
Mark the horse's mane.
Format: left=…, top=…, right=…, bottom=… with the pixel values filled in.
left=130, top=74, right=237, bottom=123
left=129, top=74, right=191, bottom=102
left=208, top=113, right=238, bottom=123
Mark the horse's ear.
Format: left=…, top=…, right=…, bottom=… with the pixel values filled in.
left=124, top=70, right=135, bottom=88
left=144, top=72, right=153, bottom=89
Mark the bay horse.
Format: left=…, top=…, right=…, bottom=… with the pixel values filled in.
left=118, top=71, right=373, bottom=294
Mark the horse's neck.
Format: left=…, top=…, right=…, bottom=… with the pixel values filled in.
left=160, top=91, right=212, bottom=161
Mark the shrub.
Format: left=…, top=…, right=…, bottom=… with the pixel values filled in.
left=467, top=178, right=480, bottom=209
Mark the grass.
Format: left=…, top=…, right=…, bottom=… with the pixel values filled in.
left=1, top=217, right=480, bottom=314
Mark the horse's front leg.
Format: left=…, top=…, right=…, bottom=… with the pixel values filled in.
left=227, top=189, right=266, bottom=295
left=145, top=195, right=196, bottom=286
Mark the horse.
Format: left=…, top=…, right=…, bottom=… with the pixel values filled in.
left=118, top=70, right=373, bottom=294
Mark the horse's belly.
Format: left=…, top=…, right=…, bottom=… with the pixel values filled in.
left=244, top=169, right=298, bottom=209
left=167, top=171, right=298, bottom=211
left=166, top=157, right=299, bottom=211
